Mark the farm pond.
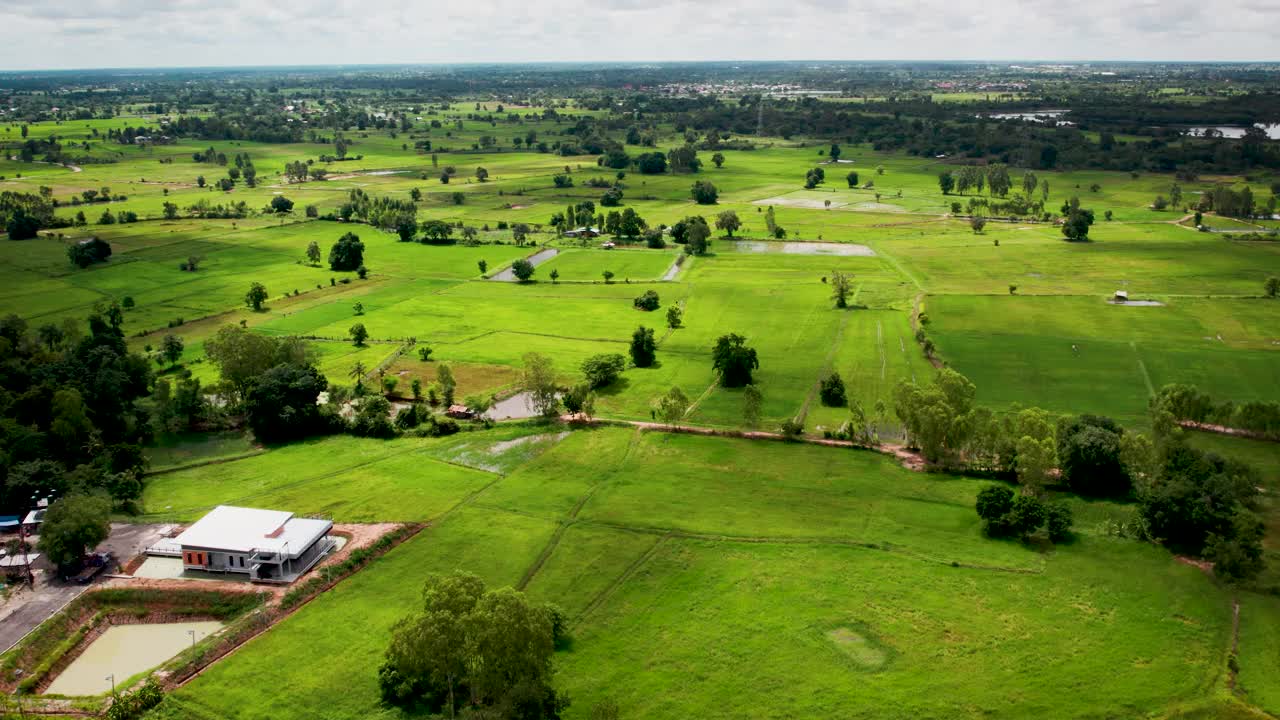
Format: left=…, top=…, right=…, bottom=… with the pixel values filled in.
left=43, top=621, right=224, bottom=696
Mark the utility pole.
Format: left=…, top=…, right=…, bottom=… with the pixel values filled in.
left=17, top=517, right=33, bottom=587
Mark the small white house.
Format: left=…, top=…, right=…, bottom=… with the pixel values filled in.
left=1114, top=290, right=1128, bottom=302
left=170, top=506, right=334, bottom=583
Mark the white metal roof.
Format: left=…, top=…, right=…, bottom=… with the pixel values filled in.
left=271, top=518, right=333, bottom=557
left=173, top=506, right=330, bottom=556
left=0, top=553, right=39, bottom=567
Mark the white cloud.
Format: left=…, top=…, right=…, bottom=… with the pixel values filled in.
left=0, top=0, right=1274, bottom=70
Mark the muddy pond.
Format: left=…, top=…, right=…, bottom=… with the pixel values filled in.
left=44, top=621, right=224, bottom=696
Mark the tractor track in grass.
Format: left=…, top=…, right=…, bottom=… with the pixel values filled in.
left=516, top=428, right=643, bottom=591
left=1130, top=340, right=1156, bottom=396
left=796, top=310, right=850, bottom=425
left=571, top=519, right=1045, bottom=575
left=472, top=501, right=1043, bottom=583
left=574, top=534, right=671, bottom=625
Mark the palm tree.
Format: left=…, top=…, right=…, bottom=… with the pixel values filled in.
left=349, top=361, right=367, bottom=388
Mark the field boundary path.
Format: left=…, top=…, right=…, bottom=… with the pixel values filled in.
left=564, top=416, right=925, bottom=470
left=795, top=311, right=851, bottom=425
left=1179, top=421, right=1279, bottom=444
left=1129, top=340, right=1156, bottom=397
left=516, top=429, right=643, bottom=591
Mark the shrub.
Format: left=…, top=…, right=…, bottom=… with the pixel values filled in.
left=633, top=290, right=660, bottom=311
left=690, top=180, right=718, bottom=205
left=975, top=485, right=1015, bottom=536
left=581, top=353, right=627, bottom=388
left=1045, top=503, right=1074, bottom=542
left=1006, top=495, right=1047, bottom=538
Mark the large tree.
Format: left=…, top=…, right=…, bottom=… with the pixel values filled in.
left=521, top=353, right=560, bottom=417
left=685, top=221, right=711, bottom=256
left=690, top=180, right=718, bottom=205
left=38, top=494, right=111, bottom=568
left=711, top=334, right=758, bottom=388
left=830, top=270, right=853, bottom=308
left=1057, top=415, right=1129, bottom=497
left=629, top=326, right=657, bottom=368
left=379, top=572, right=566, bottom=718
left=244, top=282, right=268, bottom=311
left=511, top=259, right=535, bottom=282
left=938, top=171, right=955, bottom=195
left=329, top=232, right=366, bottom=271
left=1060, top=198, right=1095, bottom=242
left=715, top=210, right=741, bottom=237
left=244, top=363, right=330, bottom=443
left=160, top=334, right=185, bottom=366
left=349, top=323, right=369, bottom=347
left=420, top=220, right=454, bottom=244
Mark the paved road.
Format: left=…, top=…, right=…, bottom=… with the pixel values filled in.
left=0, top=577, right=85, bottom=653
left=0, top=522, right=173, bottom=653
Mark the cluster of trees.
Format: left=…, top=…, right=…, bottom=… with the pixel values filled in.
left=0, top=308, right=154, bottom=568
left=803, top=166, right=825, bottom=189
left=378, top=572, right=568, bottom=718
left=654, top=98, right=1280, bottom=173
left=895, top=369, right=1266, bottom=580
left=1198, top=184, right=1270, bottom=218
left=1135, top=431, right=1264, bottom=581
left=1151, top=384, right=1280, bottom=438
left=284, top=160, right=326, bottom=183
left=549, top=205, right=646, bottom=239
left=938, top=164, right=1019, bottom=197
left=763, top=205, right=786, bottom=239
left=1060, top=196, right=1096, bottom=241
left=336, top=188, right=417, bottom=234
left=161, top=112, right=306, bottom=145
left=975, top=485, right=1073, bottom=542
left=2, top=190, right=60, bottom=239
left=203, top=325, right=332, bottom=442
left=670, top=216, right=711, bottom=255
left=175, top=198, right=252, bottom=220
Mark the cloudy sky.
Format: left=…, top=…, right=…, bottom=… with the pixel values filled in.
left=1, top=0, right=1275, bottom=70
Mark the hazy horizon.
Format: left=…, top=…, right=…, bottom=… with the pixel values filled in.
left=2, top=0, right=1275, bottom=72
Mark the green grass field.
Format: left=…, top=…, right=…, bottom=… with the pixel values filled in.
left=4, top=107, right=1279, bottom=719
left=4, top=112, right=1275, bottom=433
left=150, top=427, right=1252, bottom=719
